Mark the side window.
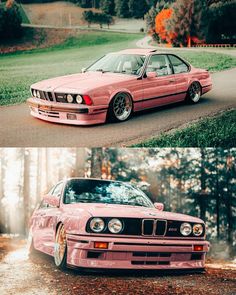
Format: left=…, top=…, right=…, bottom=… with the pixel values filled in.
left=146, top=55, right=172, bottom=76
left=168, top=55, right=189, bottom=74
left=52, top=182, right=64, bottom=197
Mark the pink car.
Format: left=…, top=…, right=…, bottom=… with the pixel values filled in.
left=27, top=49, right=212, bottom=125
left=28, top=178, right=209, bottom=271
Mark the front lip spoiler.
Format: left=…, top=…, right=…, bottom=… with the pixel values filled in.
left=28, top=99, right=89, bottom=114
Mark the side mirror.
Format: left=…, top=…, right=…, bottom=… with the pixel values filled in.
left=81, top=68, right=86, bottom=73
left=146, top=71, right=157, bottom=79
left=44, top=195, right=60, bottom=208
left=154, top=202, right=164, bottom=211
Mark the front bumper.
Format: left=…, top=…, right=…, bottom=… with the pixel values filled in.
left=66, top=234, right=210, bottom=270
left=27, top=97, right=108, bottom=125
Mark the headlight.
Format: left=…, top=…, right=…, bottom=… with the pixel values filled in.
left=75, top=94, right=83, bottom=104
left=33, top=89, right=37, bottom=97
left=193, top=224, right=203, bottom=236
left=90, top=218, right=105, bottom=233
left=67, top=94, right=74, bottom=103
left=180, top=222, right=192, bottom=236
left=108, top=218, right=123, bottom=234
left=36, top=90, right=40, bottom=99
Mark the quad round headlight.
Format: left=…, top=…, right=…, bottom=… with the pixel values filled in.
left=67, top=94, right=74, bottom=103
left=90, top=218, right=105, bottom=233
left=180, top=222, right=192, bottom=236
left=33, top=89, right=37, bottom=97
left=36, top=90, right=40, bottom=99
left=193, top=224, right=203, bottom=236
left=76, top=95, right=83, bottom=104
left=108, top=218, right=123, bottom=234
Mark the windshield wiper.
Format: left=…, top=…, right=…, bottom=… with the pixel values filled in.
left=96, top=69, right=110, bottom=73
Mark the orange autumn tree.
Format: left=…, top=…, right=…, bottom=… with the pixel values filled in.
left=155, top=8, right=175, bottom=46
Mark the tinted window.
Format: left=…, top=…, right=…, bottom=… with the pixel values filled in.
left=146, top=55, right=172, bottom=76
left=168, top=55, right=189, bottom=74
left=64, top=179, right=154, bottom=208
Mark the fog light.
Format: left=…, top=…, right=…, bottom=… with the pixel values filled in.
left=94, top=242, right=108, bottom=249
left=194, top=245, right=204, bottom=251
left=67, top=113, right=77, bottom=120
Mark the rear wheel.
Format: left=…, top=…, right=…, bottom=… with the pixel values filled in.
left=186, top=82, right=202, bottom=104
left=54, top=223, right=67, bottom=270
left=108, top=92, right=133, bottom=122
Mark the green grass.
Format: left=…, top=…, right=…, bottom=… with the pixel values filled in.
left=0, top=31, right=236, bottom=106
left=133, top=110, right=236, bottom=148
left=0, top=32, right=140, bottom=106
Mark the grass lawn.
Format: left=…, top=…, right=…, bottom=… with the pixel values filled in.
left=133, top=109, right=236, bottom=148
left=1, top=30, right=236, bottom=106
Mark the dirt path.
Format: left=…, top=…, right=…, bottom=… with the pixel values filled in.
left=0, top=68, right=236, bottom=147
left=0, top=237, right=236, bottom=295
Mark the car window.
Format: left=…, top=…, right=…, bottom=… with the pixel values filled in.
left=146, top=55, right=172, bottom=76
left=168, top=55, right=189, bottom=74
left=52, top=182, right=64, bottom=197
left=39, top=200, right=48, bottom=209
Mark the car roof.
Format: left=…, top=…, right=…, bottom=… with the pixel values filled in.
left=114, top=48, right=158, bottom=55
left=65, top=177, right=122, bottom=183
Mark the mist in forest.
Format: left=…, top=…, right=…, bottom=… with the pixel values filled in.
left=0, top=147, right=235, bottom=259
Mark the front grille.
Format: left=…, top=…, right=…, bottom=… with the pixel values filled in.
left=142, top=219, right=167, bottom=236
left=86, top=217, right=205, bottom=238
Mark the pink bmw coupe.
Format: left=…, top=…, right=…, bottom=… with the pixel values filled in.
left=28, top=178, right=209, bottom=271
left=27, top=49, right=212, bottom=125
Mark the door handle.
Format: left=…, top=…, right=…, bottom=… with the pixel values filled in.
left=169, top=79, right=175, bottom=83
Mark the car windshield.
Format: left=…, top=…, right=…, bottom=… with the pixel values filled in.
left=86, top=54, right=146, bottom=76
left=63, top=179, right=154, bottom=208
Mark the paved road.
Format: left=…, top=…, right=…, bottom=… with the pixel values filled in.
left=1, top=68, right=236, bottom=147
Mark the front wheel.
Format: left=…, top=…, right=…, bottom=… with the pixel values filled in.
left=108, top=92, right=133, bottom=122
left=186, top=82, right=202, bottom=104
left=54, top=223, right=67, bottom=270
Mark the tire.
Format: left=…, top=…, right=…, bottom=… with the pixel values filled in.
left=108, top=92, right=133, bottom=122
left=54, top=223, right=67, bottom=270
left=186, top=82, right=202, bottom=104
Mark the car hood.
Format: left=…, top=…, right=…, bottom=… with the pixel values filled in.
left=31, top=72, right=136, bottom=93
left=64, top=203, right=203, bottom=223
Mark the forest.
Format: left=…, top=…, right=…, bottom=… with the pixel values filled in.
left=0, top=148, right=235, bottom=259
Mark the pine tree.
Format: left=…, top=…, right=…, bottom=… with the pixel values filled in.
left=128, top=0, right=149, bottom=19
left=115, top=0, right=130, bottom=18
left=100, top=0, right=115, bottom=15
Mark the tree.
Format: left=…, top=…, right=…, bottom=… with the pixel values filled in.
left=128, top=0, right=149, bottom=19
left=165, top=0, right=208, bottom=47
left=100, top=0, right=115, bottom=15
left=115, top=0, right=130, bottom=18
left=155, top=8, right=173, bottom=44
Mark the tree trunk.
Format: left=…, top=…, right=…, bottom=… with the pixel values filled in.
left=0, top=150, right=5, bottom=233
left=71, top=148, right=86, bottom=177
left=23, top=149, right=30, bottom=235
left=90, top=148, right=103, bottom=178
left=36, top=149, right=42, bottom=204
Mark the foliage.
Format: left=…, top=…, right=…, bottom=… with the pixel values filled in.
left=0, top=0, right=22, bottom=40
left=128, top=0, right=149, bottom=19
left=82, top=10, right=114, bottom=28
left=155, top=8, right=173, bottom=44
left=206, top=1, right=236, bottom=44
left=114, top=0, right=130, bottom=18
left=100, top=0, right=115, bottom=15
left=133, top=110, right=236, bottom=148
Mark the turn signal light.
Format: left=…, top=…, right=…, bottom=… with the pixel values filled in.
left=194, top=245, right=204, bottom=251
left=83, top=95, right=93, bottom=106
left=94, top=242, right=108, bottom=249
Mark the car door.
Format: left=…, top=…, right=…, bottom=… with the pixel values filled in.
left=40, top=182, right=64, bottom=255
left=33, top=182, right=63, bottom=255
left=167, top=54, right=190, bottom=101
left=142, top=54, right=177, bottom=109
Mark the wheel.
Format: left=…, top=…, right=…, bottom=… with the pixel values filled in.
left=108, top=92, right=133, bottom=122
left=186, top=82, right=202, bottom=103
left=54, top=223, right=67, bottom=270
